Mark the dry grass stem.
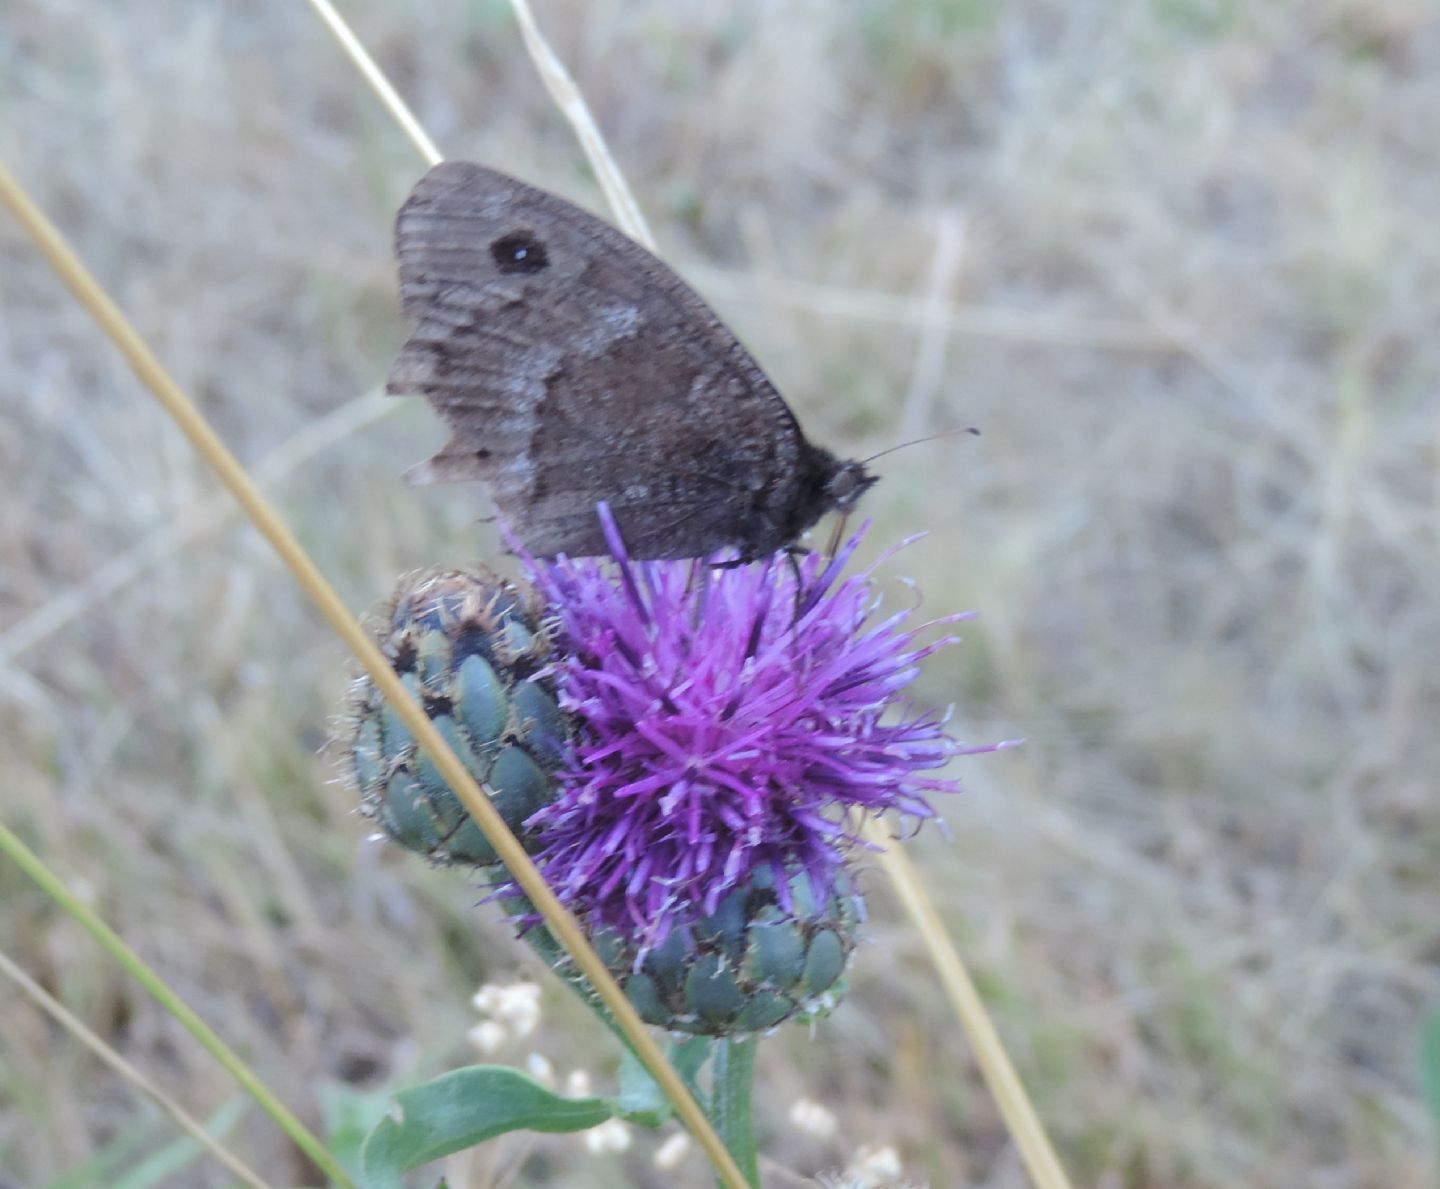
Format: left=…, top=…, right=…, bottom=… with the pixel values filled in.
left=0, top=947, right=273, bottom=1189
left=506, top=0, right=657, bottom=249
left=900, top=211, right=968, bottom=440
left=303, top=0, right=442, bottom=167
left=0, top=390, right=391, bottom=666
left=869, top=820, right=1074, bottom=1189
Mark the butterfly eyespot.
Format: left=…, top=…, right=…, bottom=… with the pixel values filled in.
left=491, top=232, right=549, bottom=275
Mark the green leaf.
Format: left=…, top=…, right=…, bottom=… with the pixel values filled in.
left=1422, top=1009, right=1440, bottom=1127
left=669, top=1036, right=713, bottom=1097
left=360, top=1065, right=613, bottom=1188
left=616, top=1038, right=713, bottom=1128
left=616, top=1049, right=670, bottom=1127
left=320, top=1080, right=397, bottom=1185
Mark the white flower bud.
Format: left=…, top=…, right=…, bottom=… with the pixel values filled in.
left=466, top=1020, right=506, bottom=1055
left=492, top=980, right=543, bottom=1037
left=652, top=1133, right=691, bottom=1171
left=846, top=1143, right=904, bottom=1187
left=790, top=1097, right=837, bottom=1139
left=583, top=1119, right=632, bottom=1154
left=526, top=1052, right=555, bottom=1087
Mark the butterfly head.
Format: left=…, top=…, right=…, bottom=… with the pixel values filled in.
left=823, top=458, right=878, bottom=514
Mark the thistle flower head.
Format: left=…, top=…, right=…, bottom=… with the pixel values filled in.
left=520, top=507, right=999, bottom=953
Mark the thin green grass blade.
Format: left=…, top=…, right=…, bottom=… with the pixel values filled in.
left=107, top=1099, right=249, bottom=1189
left=41, top=1118, right=167, bottom=1189
left=1421, top=1008, right=1440, bottom=1128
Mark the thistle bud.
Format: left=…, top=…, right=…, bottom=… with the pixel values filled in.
left=345, top=567, right=568, bottom=868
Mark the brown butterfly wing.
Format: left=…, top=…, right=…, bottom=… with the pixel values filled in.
left=387, top=160, right=836, bottom=559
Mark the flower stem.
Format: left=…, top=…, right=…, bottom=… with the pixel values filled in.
left=710, top=1036, right=760, bottom=1188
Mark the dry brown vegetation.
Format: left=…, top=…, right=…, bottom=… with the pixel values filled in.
left=3, top=0, right=1439, bottom=1186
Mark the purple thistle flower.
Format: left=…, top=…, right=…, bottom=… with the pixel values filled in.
left=518, top=507, right=1005, bottom=952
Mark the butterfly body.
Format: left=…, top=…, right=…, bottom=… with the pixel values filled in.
left=388, top=161, right=874, bottom=560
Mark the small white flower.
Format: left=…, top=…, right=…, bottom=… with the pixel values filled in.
left=565, top=1069, right=592, bottom=1098
left=846, top=1143, right=904, bottom=1187
left=466, top=1020, right=506, bottom=1055
left=471, top=980, right=543, bottom=1039
left=492, top=981, right=543, bottom=1037
left=790, top=1097, right=838, bottom=1139
left=583, top=1118, right=632, bottom=1154
left=526, top=1052, right=555, bottom=1088
left=652, top=1133, right=691, bottom=1171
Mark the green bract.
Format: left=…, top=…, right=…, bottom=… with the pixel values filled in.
left=524, top=865, right=860, bottom=1037
left=345, top=567, right=567, bottom=868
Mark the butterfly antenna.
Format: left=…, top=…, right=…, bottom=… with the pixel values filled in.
left=862, top=426, right=980, bottom=466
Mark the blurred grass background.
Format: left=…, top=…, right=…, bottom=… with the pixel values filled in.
left=3, top=0, right=1439, bottom=1185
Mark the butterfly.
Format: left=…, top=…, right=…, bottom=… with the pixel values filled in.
left=387, top=161, right=874, bottom=560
